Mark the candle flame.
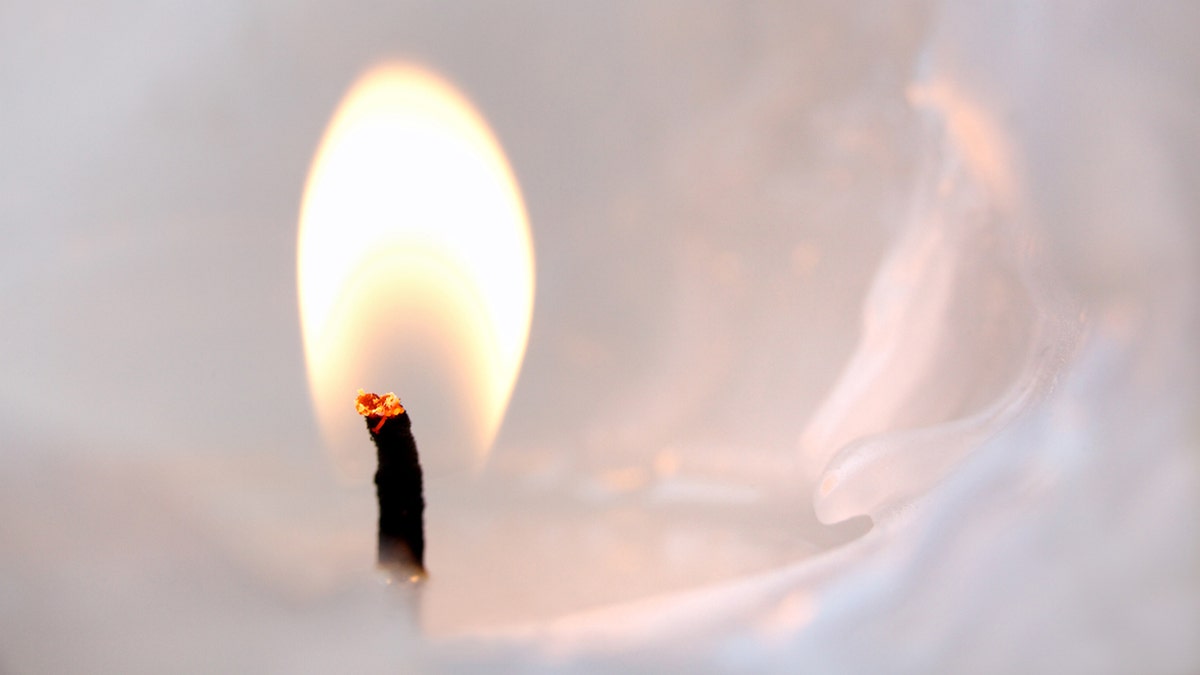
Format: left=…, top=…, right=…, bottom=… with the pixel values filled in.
left=298, top=63, right=535, bottom=480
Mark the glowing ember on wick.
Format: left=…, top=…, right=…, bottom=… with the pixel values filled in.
left=356, top=389, right=426, bottom=581
left=355, top=390, right=405, bottom=433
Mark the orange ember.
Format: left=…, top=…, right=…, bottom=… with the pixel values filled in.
left=356, top=389, right=405, bottom=431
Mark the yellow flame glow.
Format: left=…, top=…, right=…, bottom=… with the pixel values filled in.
left=298, top=63, right=534, bottom=481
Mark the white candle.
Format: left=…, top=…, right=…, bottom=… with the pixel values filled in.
left=0, top=3, right=1195, bottom=672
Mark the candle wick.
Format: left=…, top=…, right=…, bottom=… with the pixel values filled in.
left=372, top=416, right=387, bottom=434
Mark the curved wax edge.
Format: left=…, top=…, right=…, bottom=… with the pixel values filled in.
left=464, top=3, right=1200, bottom=671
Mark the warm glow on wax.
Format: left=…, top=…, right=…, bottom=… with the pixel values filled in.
left=297, top=63, right=535, bottom=480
